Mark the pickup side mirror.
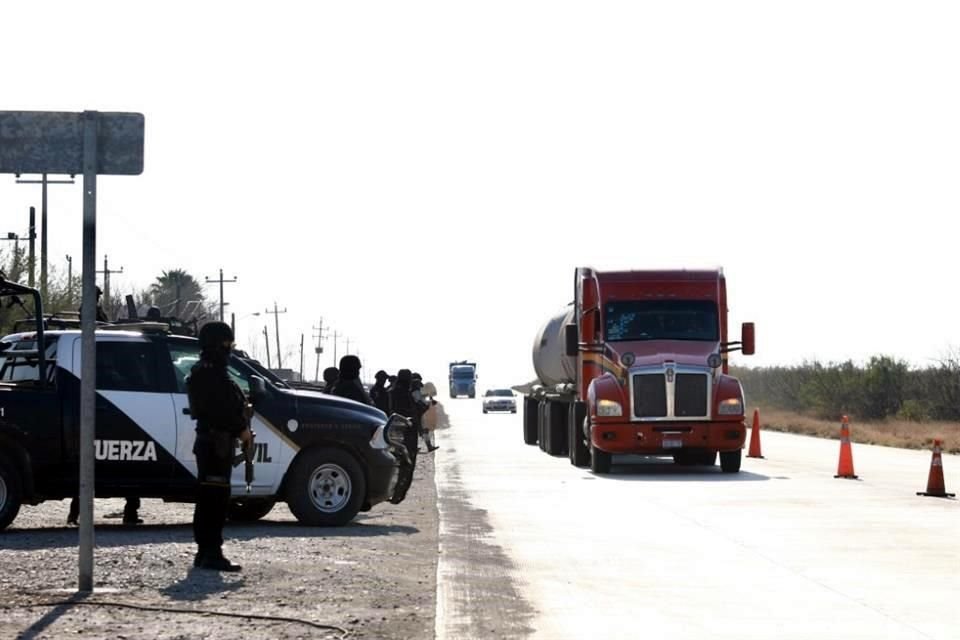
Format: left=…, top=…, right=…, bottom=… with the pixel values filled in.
left=564, top=323, right=579, bottom=357
left=249, top=375, right=267, bottom=403
left=741, top=322, right=755, bottom=356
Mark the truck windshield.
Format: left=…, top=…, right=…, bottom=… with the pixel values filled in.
left=605, top=300, right=719, bottom=342
left=452, top=367, right=474, bottom=378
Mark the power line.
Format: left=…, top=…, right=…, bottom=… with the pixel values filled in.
left=95, top=255, right=124, bottom=312
left=264, top=303, right=287, bottom=369
left=312, top=319, right=327, bottom=382
left=205, top=268, right=238, bottom=322
left=15, top=172, right=75, bottom=301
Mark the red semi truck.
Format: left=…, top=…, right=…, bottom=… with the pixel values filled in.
left=517, top=268, right=755, bottom=474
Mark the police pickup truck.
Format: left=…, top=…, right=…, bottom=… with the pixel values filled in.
left=0, top=325, right=411, bottom=531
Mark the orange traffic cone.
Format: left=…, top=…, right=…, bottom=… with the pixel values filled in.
left=917, top=440, right=955, bottom=498
left=747, top=409, right=764, bottom=458
left=834, top=415, right=858, bottom=479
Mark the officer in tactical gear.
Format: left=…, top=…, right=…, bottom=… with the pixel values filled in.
left=370, top=370, right=390, bottom=413
left=187, top=321, right=252, bottom=572
left=329, top=355, right=373, bottom=405
left=388, top=369, right=418, bottom=502
left=322, top=366, right=339, bottom=393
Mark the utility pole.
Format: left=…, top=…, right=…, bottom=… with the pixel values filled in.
left=331, top=330, right=340, bottom=368
left=96, top=255, right=123, bottom=311
left=16, top=173, right=75, bottom=301
left=345, top=336, right=351, bottom=356
left=312, top=319, right=326, bottom=382
left=263, top=325, right=272, bottom=369
left=205, top=268, right=237, bottom=322
left=265, top=303, right=287, bottom=369
left=299, top=334, right=305, bottom=382
left=27, top=207, right=36, bottom=288
left=66, top=255, right=73, bottom=305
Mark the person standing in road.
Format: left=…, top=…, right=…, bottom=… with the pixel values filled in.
left=186, top=321, right=253, bottom=572
left=420, top=382, right=440, bottom=452
left=329, top=355, right=373, bottom=405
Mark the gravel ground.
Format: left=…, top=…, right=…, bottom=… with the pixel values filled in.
left=0, top=454, right=438, bottom=640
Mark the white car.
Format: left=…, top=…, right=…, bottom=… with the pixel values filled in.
left=483, top=389, right=517, bottom=414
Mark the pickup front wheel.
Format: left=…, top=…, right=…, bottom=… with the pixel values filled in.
left=0, top=453, right=23, bottom=531
left=286, top=448, right=367, bottom=526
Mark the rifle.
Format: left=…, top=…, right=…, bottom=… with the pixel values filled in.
left=232, top=403, right=256, bottom=493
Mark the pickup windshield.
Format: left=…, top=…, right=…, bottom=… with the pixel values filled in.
left=0, top=338, right=57, bottom=384
left=605, top=300, right=719, bottom=342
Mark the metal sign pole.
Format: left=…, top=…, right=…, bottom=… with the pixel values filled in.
left=78, top=110, right=99, bottom=592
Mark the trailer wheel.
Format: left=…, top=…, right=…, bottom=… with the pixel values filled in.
left=590, top=445, right=611, bottom=474
left=523, top=397, right=539, bottom=445
left=720, top=450, right=742, bottom=473
left=0, top=452, right=23, bottom=531
left=286, top=447, right=366, bottom=526
left=538, top=401, right=548, bottom=452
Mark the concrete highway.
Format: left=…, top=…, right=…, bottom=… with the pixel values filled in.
left=434, top=399, right=959, bottom=640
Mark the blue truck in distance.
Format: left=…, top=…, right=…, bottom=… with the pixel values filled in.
left=448, top=361, right=477, bottom=398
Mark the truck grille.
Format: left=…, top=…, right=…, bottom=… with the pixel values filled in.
left=633, top=374, right=667, bottom=417
left=675, top=374, right=708, bottom=417
left=632, top=371, right=710, bottom=419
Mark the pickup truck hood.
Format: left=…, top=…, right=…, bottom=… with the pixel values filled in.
left=286, top=387, right=386, bottom=421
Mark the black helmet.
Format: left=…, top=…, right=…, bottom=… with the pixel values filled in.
left=339, top=355, right=362, bottom=378
left=323, top=367, right=340, bottom=384
left=198, top=321, right=234, bottom=349
left=374, top=370, right=388, bottom=381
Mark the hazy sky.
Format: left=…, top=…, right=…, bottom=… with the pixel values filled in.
left=1, top=1, right=958, bottom=388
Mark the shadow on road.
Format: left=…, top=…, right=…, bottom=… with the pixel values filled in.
left=1, top=520, right=420, bottom=552
left=589, top=456, right=773, bottom=481
left=160, top=567, right=246, bottom=602
left=16, top=591, right=89, bottom=640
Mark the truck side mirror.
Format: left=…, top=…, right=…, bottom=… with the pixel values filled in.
left=741, top=322, right=755, bottom=355
left=250, top=375, right=267, bottom=403
left=564, top=323, right=578, bottom=357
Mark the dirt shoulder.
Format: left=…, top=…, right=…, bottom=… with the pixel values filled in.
left=0, top=455, right=438, bottom=640
left=758, top=407, right=960, bottom=454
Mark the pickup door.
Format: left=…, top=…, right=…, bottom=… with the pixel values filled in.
left=67, top=338, right=179, bottom=494
left=163, top=341, right=290, bottom=496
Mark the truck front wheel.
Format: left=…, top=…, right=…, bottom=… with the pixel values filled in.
left=590, top=444, right=611, bottom=474
left=569, top=417, right=590, bottom=468
left=286, top=448, right=367, bottom=526
left=720, top=450, right=742, bottom=473
left=0, top=452, right=23, bottom=531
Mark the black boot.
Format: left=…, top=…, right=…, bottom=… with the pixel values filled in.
left=197, top=552, right=242, bottom=572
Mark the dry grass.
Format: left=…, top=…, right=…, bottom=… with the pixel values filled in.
left=756, top=408, right=960, bottom=454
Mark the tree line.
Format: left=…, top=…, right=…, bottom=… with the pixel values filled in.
left=0, top=244, right=214, bottom=335
left=732, top=355, right=960, bottom=422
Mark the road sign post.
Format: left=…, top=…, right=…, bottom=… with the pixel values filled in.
left=0, top=110, right=144, bottom=592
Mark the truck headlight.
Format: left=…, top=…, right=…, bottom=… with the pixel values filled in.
left=718, top=397, right=744, bottom=416
left=596, top=399, right=623, bottom=417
